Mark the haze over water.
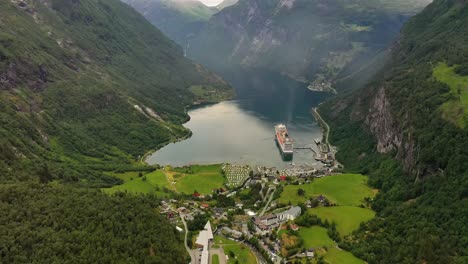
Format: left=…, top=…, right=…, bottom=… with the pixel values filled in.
left=147, top=70, right=330, bottom=168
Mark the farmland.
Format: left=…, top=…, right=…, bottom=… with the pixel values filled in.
left=279, top=174, right=376, bottom=206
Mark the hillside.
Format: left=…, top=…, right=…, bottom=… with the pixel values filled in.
left=216, top=0, right=238, bottom=10
left=0, top=0, right=233, bottom=261
left=0, top=183, right=188, bottom=263
left=122, top=0, right=217, bottom=46
left=0, top=0, right=232, bottom=186
left=188, top=0, right=432, bottom=91
left=320, top=0, right=468, bottom=263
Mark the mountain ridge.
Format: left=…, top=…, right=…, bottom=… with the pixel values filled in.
left=0, top=0, right=232, bottom=186
left=188, top=0, right=432, bottom=91
left=319, top=0, right=468, bottom=263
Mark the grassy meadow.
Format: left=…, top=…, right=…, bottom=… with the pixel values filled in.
left=279, top=174, right=376, bottom=206
left=171, top=164, right=225, bottom=194
left=433, top=63, right=468, bottom=128
left=102, top=165, right=226, bottom=196
left=298, top=226, right=335, bottom=248
left=102, top=170, right=170, bottom=196
left=322, top=247, right=365, bottom=264
left=308, top=206, right=375, bottom=236
left=213, top=236, right=256, bottom=264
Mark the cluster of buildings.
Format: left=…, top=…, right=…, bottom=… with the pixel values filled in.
left=253, top=206, right=302, bottom=235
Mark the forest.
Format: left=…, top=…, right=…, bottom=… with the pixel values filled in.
left=320, top=0, right=468, bottom=263
left=0, top=0, right=232, bottom=262
left=0, top=183, right=188, bottom=263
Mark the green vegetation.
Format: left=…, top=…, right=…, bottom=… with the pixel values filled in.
left=298, top=226, right=335, bottom=248
left=121, top=0, right=216, bottom=46
left=279, top=174, right=375, bottom=206
left=176, top=173, right=225, bottom=195
left=190, top=85, right=235, bottom=103
left=0, top=183, right=187, bottom=263
left=212, top=254, right=220, bottom=264
left=308, top=207, right=376, bottom=236
left=171, top=165, right=226, bottom=195
left=0, top=0, right=232, bottom=262
left=213, top=236, right=256, bottom=264
left=433, top=63, right=468, bottom=127
left=323, top=247, right=365, bottom=264
left=0, top=0, right=231, bottom=186
left=102, top=170, right=170, bottom=196
left=320, top=1, right=468, bottom=263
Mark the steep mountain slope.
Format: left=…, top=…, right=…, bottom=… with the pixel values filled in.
left=0, top=0, right=232, bottom=186
left=216, top=0, right=238, bottom=10
left=122, top=0, right=217, bottom=46
left=320, top=0, right=468, bottom=263
left=189, top=0, right=432, bottom=91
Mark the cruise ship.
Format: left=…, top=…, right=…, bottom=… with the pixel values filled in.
left=275, top=124, right=294, bottom=157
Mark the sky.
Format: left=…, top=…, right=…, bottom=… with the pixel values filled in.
left=198, top=0, right=223, bottom=6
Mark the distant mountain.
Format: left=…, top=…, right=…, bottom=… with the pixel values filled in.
left=189, top=0, right=432, bottom=91
left=122, top=0, right=217, bottom=46
left=320, top=0, right=468, bottom=263
left=0, top=0, right=232, bottom=185
left=216, top=0, right=238, bottom=10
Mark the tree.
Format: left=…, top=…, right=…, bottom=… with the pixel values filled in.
left=297, top=188, right=306, bottom=196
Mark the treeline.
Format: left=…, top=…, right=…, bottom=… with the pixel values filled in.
left=320, top=0, right=468, bottom=263
left=0, top=183, right=188, bottom=263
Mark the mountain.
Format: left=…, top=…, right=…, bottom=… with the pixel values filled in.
left=122, top=0, right=217, bottom=46
left=0, top=0, right=232, bottom=186
left=320, top=0, right=468, bottom=263
left=216, top=0, right=238, bottom=10
left=0, top=0, right=233, bottom=261
left=188, top=0, right=432, bottom=91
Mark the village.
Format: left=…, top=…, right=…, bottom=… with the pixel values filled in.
left=158, top=160, right=345, bottom=264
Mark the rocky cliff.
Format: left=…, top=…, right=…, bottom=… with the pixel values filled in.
left=324, top=0, right=468, bottom=177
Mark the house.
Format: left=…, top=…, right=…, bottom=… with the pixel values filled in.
left=290, top=224, right=299, bottom=231
left=245, top=210, right=256, bottom=217
left=258, top=214, right=278, bottom=226
left=276, top=206, right=301, bottom=222
left=222, top=227, right=243, bottom=239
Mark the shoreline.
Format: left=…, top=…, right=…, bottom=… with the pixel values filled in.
left=141, top=98, right=234, bottom=166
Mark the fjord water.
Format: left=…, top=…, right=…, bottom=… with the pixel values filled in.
left=147, top=70, right=330, bottom=168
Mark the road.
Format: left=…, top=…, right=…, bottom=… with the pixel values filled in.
left=259, top=187, right=276, bottom=217
left=180, top=213, right=197, bottom=264
left=312, top=107, right=330, bottom=146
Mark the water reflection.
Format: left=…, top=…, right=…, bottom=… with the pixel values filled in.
left=147, top=70, right=330, bottom=168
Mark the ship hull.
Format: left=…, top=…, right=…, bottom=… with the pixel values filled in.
left=275, top=138, right=293, bottom=161
left=275, top=124, right=294, bottom=160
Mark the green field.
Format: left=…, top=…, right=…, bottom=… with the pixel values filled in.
left=102, top=170, right=169, bottom=196
left=213, top=236, right=256, bottom=264
left=211, top=254, right=220, bottom=264
left=172, top=164, right=225, bottom=195
left=298, top=226, right=335, bottom=248
left=434, top=63, right=468, bottom=128
left=323, top=247, right=365, bottom=264
left=189, top=85, right=235, bottom=102
left=279, top=174, right=375, bottom=206
left=308, top=206, right=375, bottom=236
